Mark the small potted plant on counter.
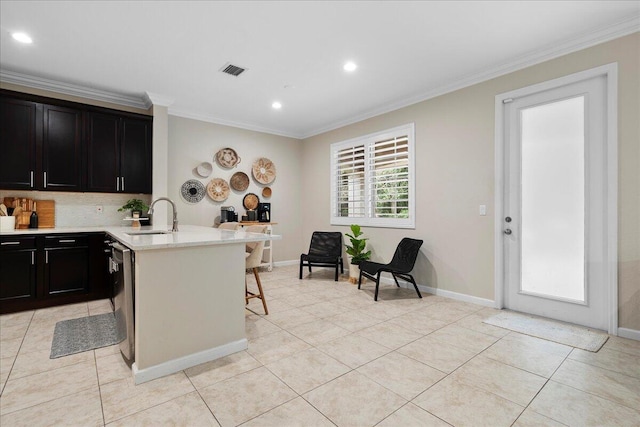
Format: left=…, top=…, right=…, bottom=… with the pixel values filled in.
left=118, top=199, right=150, bottom=225
left=345, top=224, right=371, bottom=284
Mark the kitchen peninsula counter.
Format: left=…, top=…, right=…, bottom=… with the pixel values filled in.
left=116, top=225, right=280, bottom=384
left=2, top=224, right=280, bottom=384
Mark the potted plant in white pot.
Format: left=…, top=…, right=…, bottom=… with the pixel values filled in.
left=118, top=199, right=150, bottom=225
left=345, top=224, right=371, bottom=284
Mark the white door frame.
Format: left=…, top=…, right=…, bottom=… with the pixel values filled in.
left=494, top=63, right=618, bottom=335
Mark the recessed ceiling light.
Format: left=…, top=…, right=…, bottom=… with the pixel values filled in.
left=343, top=61, right=357, bottom=72
left=272, top=101, right=282, bottom=110
left=12, top=32, right=33, bottom=44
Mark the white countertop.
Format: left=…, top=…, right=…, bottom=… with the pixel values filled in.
left=0, top=224, right=280, bottom=251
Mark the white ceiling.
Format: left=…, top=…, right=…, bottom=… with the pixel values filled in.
left=1, top=1, right=638, bottom=138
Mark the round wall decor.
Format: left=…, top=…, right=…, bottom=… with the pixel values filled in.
left=230, top=171, right=250, bottom=191
left=207, top=178, right=230, bottom=202
left=196, top=162, right=213, bottom=178
left=215, top=148, right=241, bottom=168
left=243, top=193, right=260, bottom=210
left=262, top=186, right=272, bottom=198
left=181, top=180, right=206, bottom=203
left=252, top=157, right=276, bottom=184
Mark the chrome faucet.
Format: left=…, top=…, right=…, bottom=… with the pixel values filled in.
left=148, top=197, right=179, bottom=232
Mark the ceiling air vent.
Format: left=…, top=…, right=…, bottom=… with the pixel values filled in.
left=220, top=63, right=247, bottom=77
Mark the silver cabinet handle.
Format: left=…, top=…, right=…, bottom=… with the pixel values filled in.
left=1, top=241, right=20, bottom=245
left=44, top=171, right=47, bottom=188
left=59, top=239, right=76, bottom=243
left=30, top=170, right=34, bottom=188
left=117, top=177, right=120, bottom=191
left=31, top=251, right=35, bottom=265
left=45, top=250, right=49, bottom=263
left=121, top=176, right=125, bottom=192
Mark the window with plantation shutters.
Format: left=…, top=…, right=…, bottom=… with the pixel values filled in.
left=330, top=123, right=415, bottom=228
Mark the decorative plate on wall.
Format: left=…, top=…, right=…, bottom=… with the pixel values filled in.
left=196, top=162, right=213, bottom=178
left=262, top=186, right=272, bottom=198
left=252, top=157, right=276, bottom=184
left=230, top=171, right=250, bottom=191
left=243, top=193, right=260, bottom=210
left=207, top=178, right=230, bottom=202
left=181, top=180, right=206, bottom=203
left=215, top=148, right=241, bottom=168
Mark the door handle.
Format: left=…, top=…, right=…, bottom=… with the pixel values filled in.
left=504, top=229, right=512, bottom=235
left=117, top=177, right=120, bottom=192
left=121, top=177, right=125, bottom=192
left=43, top=172, right=47, bottom=188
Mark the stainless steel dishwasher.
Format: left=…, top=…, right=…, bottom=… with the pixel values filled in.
left=109, top=241, right=135, bottom=363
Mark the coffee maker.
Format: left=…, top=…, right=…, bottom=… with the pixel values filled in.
left=220, top=206, right=237, bottom=223
left=257, top=203, right=270, bottom=222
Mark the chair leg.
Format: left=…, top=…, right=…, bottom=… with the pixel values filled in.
left=340, top=258, right=344, bottom=274
left=374, top=273, right=381, bottom=301
left=358, top=270, right=363, bottom=289
left=253, top=268, right=269, bottom=315
left=299, top=260, right=303, bottom=279
left=408, top=275, right=422, bottom=299
left=334, top=263, right=339, bottom=281
left=392, top=273, right=400, bottom=287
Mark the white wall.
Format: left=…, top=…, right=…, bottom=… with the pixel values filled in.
left=167, top=115, right=303, bottom=262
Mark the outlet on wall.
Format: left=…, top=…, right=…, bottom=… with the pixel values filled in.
left=96, top=205, right=103, bottom=214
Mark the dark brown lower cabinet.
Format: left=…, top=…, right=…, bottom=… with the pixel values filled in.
left=0, top=233, right=111, bottom=314
left=44, top=235, right=89, bottom=296
left=0, top=236, right=37, bottom=303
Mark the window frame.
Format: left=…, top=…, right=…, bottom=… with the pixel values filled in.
left=330, top=123, right=416, bottom=229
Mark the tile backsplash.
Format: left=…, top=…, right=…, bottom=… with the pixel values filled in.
left=0, top=191, right=151, bottom=228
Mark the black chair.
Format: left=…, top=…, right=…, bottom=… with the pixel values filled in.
left=300, top=232, right=344, bottom=281
left=358, top=238, right=423, bottom=301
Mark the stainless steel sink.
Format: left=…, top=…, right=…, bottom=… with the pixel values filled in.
left=125, top=230, right=171, bottom=236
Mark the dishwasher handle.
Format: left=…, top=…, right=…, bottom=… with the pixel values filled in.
left=108, top=257, right=120, bottom=274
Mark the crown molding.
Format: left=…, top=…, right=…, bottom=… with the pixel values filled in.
left=301, top=17, right=639, bottom=138
left=168, top=107, right=303, bottom=140
left=144, top=92, right=175, bottom=108
left=0, top=70, right=149, bottom=109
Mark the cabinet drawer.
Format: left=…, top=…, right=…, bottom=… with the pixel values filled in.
left=44, top=235, right=88, bottom=248
left=0, top=236, right=37, bottom=250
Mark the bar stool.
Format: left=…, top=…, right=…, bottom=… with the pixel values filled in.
left=245, top=224, right=268, bottom=314
left=218, top=222, right=240, bottom=230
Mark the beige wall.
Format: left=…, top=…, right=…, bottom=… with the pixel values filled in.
left=301, top=33, right=639, bottom=330
left=167, top=116, right=303, bottom=262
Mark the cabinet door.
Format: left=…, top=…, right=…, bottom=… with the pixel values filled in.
left=45, top=246, right=89, bottom=296
left=86, top=112, right=120, bottom=192
left=120, top=117, right=152, bottom=194
left=0, top=97, right=37, bottom=189
left=42, top=104, right=83, bottom=191
left=0, top=249, right=37, bottom=302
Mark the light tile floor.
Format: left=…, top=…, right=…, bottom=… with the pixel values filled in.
left=1, top=265, right=639, bottom=426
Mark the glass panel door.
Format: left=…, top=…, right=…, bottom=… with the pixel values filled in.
left=520, top=96, right=585, bottom=302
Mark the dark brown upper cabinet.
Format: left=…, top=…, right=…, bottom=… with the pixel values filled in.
left=0, top=90, right=152, bottom=194
left=42, top=104, right=83, bottom=191
left=0, top=97, right=38, bottom=189
left=86, top=113, right=152, bottom=194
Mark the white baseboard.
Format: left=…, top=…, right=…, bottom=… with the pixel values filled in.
left=617, top=327, right=640, bottom=341
left=379, top=277, right=494, bottom=308
left=132, top=338, right=248, bottom=384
